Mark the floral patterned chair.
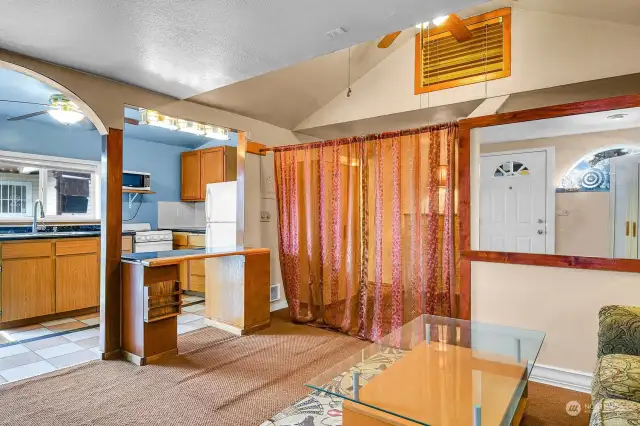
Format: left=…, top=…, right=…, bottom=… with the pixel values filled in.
left=591, top=305, right=640, bottom=425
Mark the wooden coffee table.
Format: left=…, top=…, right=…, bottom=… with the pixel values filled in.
left=306, top=315, right=545, bottom=426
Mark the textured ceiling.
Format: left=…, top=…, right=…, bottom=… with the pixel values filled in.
left=0, top=0, right=486, bottom=100
left=185, top=0, right=640, bottom=130
left=188, top=33, right=414, bottom=129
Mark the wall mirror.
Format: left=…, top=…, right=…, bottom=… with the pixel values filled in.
left=469, top=105, right=640, bottom=260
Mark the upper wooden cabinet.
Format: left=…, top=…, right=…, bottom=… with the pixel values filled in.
left=181, top=146, right=237, bottom=201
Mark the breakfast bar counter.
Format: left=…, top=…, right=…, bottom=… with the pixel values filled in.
left=121, top=246, right=271, bottom=365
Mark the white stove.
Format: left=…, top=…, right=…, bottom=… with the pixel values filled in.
left=122, top=223, right=173, bottom=253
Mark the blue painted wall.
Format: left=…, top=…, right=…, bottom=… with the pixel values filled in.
left=0, top=118, right=189, bottom=228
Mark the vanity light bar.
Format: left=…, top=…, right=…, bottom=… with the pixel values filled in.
left=139, top=110, right=230, bottom=140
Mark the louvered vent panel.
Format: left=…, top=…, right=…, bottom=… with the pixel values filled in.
left=420, top=19, right=505, bottom=87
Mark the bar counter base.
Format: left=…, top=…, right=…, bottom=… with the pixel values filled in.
left=204, top=317, right=270, bottom=336
left=122, top=349, right=178, bottom=366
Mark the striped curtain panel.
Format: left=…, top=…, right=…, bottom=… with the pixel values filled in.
left=273, top=123, right=459, bottom=341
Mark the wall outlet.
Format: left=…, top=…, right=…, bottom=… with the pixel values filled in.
left=260, top=210, right=271, bottom=222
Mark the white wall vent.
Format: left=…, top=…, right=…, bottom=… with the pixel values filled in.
left=270, top=284, right=281, bottom=302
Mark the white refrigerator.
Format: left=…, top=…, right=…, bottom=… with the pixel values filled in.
left=205, top=154, right=261, bottom=248
left=205, top=181, right=238, bottom=248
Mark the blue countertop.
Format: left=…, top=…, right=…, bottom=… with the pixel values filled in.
left=0, top=225, right=136, bottom=241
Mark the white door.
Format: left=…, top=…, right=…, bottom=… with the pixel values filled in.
left=480, top=151, right=548, bottom=253
left=610, top=154, right=640, bottom=258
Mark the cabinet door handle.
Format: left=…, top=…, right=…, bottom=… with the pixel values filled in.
left=626, top=221, right=630, bottom=236
left=634, top=222, right=637, bottom=238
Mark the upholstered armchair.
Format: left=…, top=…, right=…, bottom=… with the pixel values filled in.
left=591, top=305, right=640, bottom=425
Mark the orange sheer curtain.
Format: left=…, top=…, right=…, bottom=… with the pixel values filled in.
left=274, top=123, right=459, bottom=341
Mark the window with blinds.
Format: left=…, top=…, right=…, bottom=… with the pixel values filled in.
left=414, top=8, right=511, bottom=94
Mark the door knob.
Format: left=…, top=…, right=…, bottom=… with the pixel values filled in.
left=537, top=229, right=544, bottom=235
left=537, top=219, right=544, bottom=224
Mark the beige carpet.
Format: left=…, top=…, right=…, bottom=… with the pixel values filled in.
left=0, top=318, right=368, bottom=426
left=0, top=315, right=591, bottom=425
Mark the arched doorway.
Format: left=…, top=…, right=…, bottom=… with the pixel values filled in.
left=0, top=61, right=115, bottom=378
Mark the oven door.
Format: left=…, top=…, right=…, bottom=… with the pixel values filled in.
left=133, top=241, right=173, bottom=253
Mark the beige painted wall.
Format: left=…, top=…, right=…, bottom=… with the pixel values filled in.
left=480, top=128, right=640, bottom=257
left=296, top=9, right=640, bottom=131
left=471, top=261, right=640, bottom=373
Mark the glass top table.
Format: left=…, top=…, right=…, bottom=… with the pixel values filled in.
left=306, top=315, right=545, bottom=426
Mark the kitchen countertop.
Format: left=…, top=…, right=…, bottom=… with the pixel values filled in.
left=121, top=246, right=269, bottom=267
left=0, top=226, right=136, bottom=241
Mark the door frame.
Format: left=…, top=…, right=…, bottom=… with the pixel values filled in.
left=479, top=147, right=556, bottom=254
left=457, top=94, right=640, bottom=321
left=608, top=153, right=640, bottom=258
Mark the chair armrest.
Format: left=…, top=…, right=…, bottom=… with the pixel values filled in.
left=598, top=305, right=640, bottom=358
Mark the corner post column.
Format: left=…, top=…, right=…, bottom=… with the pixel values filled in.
left=100, top=128, right=123, bottom=358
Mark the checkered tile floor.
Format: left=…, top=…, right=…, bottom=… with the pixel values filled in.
left=0, top=295, right=207, bottom=385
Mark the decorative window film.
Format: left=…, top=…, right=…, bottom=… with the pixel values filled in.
left=494, top=161, right=530, bottom=177
left=558, top=147, right=640, bottom=193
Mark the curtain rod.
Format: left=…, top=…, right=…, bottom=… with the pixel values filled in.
left=262, top=121, right=459, bottom=154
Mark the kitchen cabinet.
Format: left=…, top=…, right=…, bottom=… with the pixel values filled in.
left=172, top=232, right=205, bottom=293
left=180, top=146, right=237, bottom=201
left=1, top=241, right=54, bottom=322
left=55, top=238, right=100, bottom=313
left=0, top=237, right=100, bottom=324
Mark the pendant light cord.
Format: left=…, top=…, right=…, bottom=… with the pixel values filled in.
left=347, top=47, right=352, bottom=97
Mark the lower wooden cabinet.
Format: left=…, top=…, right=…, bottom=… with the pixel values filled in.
left=173, top=232, right=206, bottom=294
left=1, top=257, right=55, bottom=322
left=55, top=252, right=100, bottom=313
left=0, top=237, right=100, bottom=323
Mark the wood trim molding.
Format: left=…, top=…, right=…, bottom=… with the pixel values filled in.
left=247, top=140, right=267, bottom=156
left=461, top=251, right=640, bottom=273
left=459, top=94, right=640, bottom=287
left=100, top=128, right=123, bottom=355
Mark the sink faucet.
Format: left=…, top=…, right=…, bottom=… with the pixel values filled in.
left=32, top=199, right=45, bottom=233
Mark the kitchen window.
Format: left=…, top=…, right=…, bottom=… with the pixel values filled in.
left=0, top=151, right=100, bottom=222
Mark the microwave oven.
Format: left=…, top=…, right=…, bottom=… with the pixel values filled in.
left=123, top=170, right=151, bottom=191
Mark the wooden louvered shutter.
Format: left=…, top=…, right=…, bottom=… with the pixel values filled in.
left=414, top=8, right=511, bottom=94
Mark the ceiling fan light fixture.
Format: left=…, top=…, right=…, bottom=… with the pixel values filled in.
left=47, top=94, right=84, bottom=125
left=48, top=109, right=84, bottom=125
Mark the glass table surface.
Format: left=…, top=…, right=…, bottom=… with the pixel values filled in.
left=306, top=315, right=545, bottom=426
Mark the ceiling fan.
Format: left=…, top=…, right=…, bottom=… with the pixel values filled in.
left=4, top=94, right=87, bottom=125
left=377, top=14, right=473, bottom=48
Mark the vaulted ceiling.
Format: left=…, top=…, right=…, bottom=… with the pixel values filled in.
left=0, top=0, right=485, bottom=99
left=186, top=0, right=640, bottom=130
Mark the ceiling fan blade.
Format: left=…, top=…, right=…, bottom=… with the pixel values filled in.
left=7, top=110, right=49, bottom=121
left=0, top=100, right=51, bottom=107
left=377, top=31, right=402, bottom=48
left=442, top=14, right=473, bottom=43
left=124, top=117, right=139, bottom=125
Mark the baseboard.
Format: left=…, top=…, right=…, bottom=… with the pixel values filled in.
left=530, top=363, right=592, bottom=394
left=270, top=298, right=288, bottom=312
